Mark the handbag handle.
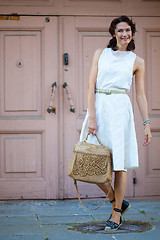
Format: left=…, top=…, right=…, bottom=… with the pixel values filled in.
left=74, top=180, right=112, bottom=211
left=84, top=133, right=102, bottom=145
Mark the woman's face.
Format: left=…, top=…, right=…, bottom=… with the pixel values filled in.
left=114, top=22, right=132, bottom=50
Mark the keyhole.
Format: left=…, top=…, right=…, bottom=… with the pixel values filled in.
left=16, top=60, right=24, bottom=68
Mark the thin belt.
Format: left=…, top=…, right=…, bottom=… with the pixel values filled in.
left=95, top=89, right=127, bottom=95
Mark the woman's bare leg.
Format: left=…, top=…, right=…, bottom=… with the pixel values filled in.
left=97, top=182, right=115, bottom=213
left=97, top=170, right=127, bottom=224
left=110, top=171, right=127, bottom=224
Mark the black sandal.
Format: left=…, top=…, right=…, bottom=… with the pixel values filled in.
left=121, top=199, right=131, bottom=215
left=109, top=198, right=131, bottom=215
left=110, top=198, right=115, bottom=204
left=105, top=208, right=122, bottom=231
left=106, top=198, right=116, bottom=222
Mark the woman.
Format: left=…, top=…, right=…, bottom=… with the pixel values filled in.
left=79, top=15, right=152, bottom=231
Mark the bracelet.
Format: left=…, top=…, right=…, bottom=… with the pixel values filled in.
left=143, top=119, right=150, bottom=126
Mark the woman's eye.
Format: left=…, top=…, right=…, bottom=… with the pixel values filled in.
left=126, top=28, right=131, bottom=32
left=118, top=29, right=123, bottom=32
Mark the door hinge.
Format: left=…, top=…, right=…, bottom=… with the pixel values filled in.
left=133, top=177, right=137, bottom=184
left=0, top=14, right=20, bottom=21
left=132, top=170, right=137, bottom=184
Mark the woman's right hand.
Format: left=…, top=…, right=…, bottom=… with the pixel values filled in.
left=87, top=49, right=103, bottom=136
left=143, top=123, right=152, bottom=146
left=88, top=117, right=98, bottom=135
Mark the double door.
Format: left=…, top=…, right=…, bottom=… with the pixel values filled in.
left=0, top=16, right=160, bottom=199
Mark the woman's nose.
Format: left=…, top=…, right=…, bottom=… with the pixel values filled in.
left=122, top=31, right=127, bottom=36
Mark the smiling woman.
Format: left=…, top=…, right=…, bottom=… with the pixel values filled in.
left=115, top=23, right=132, bottom=49
left=79, top=15, right=152, bottom=231
left=108, top=15, right=136, bottom=51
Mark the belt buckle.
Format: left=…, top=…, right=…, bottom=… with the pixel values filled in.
left=106, top=90, right=112, bottom=95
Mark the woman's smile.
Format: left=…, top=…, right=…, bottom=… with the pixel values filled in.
left=114, top=22, right=132, bottom=50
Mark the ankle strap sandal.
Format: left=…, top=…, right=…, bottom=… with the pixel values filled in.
left=110, top=198, right=115, bottom=203
left=114, top=208, right=122, bottom=213
left=121, top=200, right=131, bottom=215
left=109, top=199, right=131, bottom=216
left=105, top=208, right=122, bottom=231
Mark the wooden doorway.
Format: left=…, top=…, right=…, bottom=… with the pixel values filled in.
left=62, top=16, right=134, bottom=199
left=1, top=16, right=160, bottom=200
left=0, top=16, right=59, bottom=199
left=62, top=16, right=160, bottom=199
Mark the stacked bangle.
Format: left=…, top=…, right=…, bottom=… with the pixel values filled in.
left=143, top=119, right=150, bottom=126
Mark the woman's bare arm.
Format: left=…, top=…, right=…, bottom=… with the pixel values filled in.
left=134, top=56, right=152, bottom=146
left=87, top=48, right=103, bottom=134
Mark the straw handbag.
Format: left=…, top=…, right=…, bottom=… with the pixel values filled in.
left=68, top=134, right=113, bottom=210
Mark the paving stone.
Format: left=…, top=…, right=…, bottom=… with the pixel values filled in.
left=34, top=201, right=90, bottom=216
left=43, top=224, right=114, bottom=240
left=0, top=224, right=44, bottom=237
left=0, top=200, right=159, bottom=240
left=0, top=236, right=44, bottom=240
left=39, top=214, right=93, bottom=224
left=0, top=216, right=37, bottom=225
left=0, top=204, right=34, bottom=217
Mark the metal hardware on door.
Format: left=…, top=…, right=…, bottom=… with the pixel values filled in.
left=64, top=67, right=68, bottom=71
left=47, top=82, right=57, bottom=114
left=45, top=17, right=50, bottom=22
left=16, top=60, right=24, bottom=68
left=63, top=82, right=75, bottom=113
left=133, top=177, right=137, bottom=184
left=64, top=53, right=69, bottom=65
left=132, top=170, right=137, bottom=184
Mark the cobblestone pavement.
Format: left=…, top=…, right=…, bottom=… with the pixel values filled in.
left=0, top=199, right=160, bottom=240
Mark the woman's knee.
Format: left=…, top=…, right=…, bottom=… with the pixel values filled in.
left=115, top=170, right=127, bottom=175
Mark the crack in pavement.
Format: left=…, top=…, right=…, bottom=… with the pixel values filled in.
left=135, top=208, right=158, bottom=221
left=32, top=207, right=49, bottom=240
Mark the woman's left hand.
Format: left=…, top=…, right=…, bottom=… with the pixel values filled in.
left=143, top=123, right=152, bottom=146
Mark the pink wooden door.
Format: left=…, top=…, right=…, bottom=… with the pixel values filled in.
left=133, top=17, right=160, bottom=197
left=1, top=15, right=160, bottom=200
left=62, top=16, right=134, bottom=199
left=63, top=16, right=160, bottom=199
left=0, top=16, right=59, bottom=199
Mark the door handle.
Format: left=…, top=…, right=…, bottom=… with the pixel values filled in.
left=63, top=82, right=75, bottom=113
left=47, top=82, right=57, bottom=114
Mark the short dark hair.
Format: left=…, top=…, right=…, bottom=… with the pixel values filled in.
left=107, top=15, right=136, bottom=51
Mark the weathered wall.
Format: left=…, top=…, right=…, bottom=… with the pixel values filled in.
left=0, top=0, right=160, bottom=16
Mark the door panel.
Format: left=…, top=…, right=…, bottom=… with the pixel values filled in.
left=3, top=134, right=41, bottom=175
left=1, top=31, right=41, bottom=115
left=63, top=16, right=134, bottom=199
left=0, top=17, right=58, bottom=199
left=78, top=31, right=111, bottom=116
left=133, top=17, right=160, bottom=197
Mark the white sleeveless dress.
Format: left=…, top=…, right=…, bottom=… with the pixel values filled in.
left=80, top=48, right=139, bottom=171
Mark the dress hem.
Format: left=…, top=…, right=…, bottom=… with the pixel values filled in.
left=113, top=166, right=139, bottom=172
